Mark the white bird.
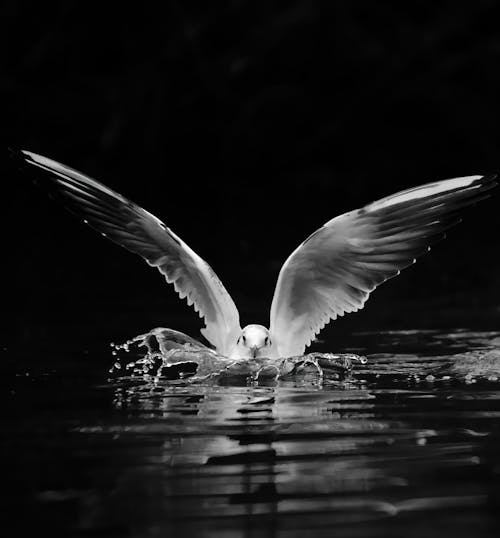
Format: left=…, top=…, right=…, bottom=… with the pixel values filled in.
left=16, top=150, right=497, bottom=360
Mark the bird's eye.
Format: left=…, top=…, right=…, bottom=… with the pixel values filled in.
left=264, top=337, right=269, bottom=345
left=237, top=337, right=241, bottom=345
left=242, top=335, right=246, bottom=344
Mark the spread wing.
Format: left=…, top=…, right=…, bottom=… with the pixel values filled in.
left=16, top=149, right=241, bottom=354
left=270, top=174, right=497, bottom=357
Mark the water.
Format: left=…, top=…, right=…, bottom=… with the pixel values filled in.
left=108, top=327, right=367, bottom=382
left=4, top=328, right=500, bottom=537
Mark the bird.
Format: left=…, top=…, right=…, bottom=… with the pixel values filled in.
left=15, top=149, right=497, bottom=360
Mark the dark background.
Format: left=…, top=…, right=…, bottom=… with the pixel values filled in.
left=2, top=1, right=500, bottom=351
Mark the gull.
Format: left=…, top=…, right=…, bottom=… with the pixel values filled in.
left=16, top=150, right=497, bottom=360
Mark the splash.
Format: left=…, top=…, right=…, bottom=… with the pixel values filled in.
left=109, top=327, right=367, bottom=383
left=351, top=330, right=500, bottom=383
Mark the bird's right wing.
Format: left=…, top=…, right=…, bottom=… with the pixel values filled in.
left=16, top=150, right=241, bottom=355
left=270, top=174, right=497, bottom=357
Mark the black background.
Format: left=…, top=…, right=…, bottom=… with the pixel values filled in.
left=3, top=1, right=500, bottom=350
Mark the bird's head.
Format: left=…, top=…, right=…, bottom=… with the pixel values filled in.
left=234, top=324, right=272, bottom=358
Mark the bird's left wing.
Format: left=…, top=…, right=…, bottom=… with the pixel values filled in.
left=270, top=175, right=497, bottom=357
left=16, top=150, right=241, bottom=354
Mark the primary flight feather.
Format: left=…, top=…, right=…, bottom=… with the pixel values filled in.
left=16, top=150, right=497, bottom=359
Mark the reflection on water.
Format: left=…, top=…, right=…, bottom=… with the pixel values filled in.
left=4, top=329, right=500, bottom=537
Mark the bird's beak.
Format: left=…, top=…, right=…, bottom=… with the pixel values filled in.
left=251, top=345, right=259, bottom=358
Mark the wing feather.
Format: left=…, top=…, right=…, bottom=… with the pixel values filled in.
left=16, top=150, right=241, bottom=354
left=270, top=174, right=497, bottom=357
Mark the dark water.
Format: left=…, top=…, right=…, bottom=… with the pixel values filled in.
left=4, top=328, right=500, bottom=537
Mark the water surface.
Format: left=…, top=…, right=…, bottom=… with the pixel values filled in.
left=4, top=329, right=500, bottom=537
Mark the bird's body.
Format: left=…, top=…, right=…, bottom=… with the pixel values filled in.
left=16, top=150, right=497, bottom=359
left=228, top=324, right=275, bottom=359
